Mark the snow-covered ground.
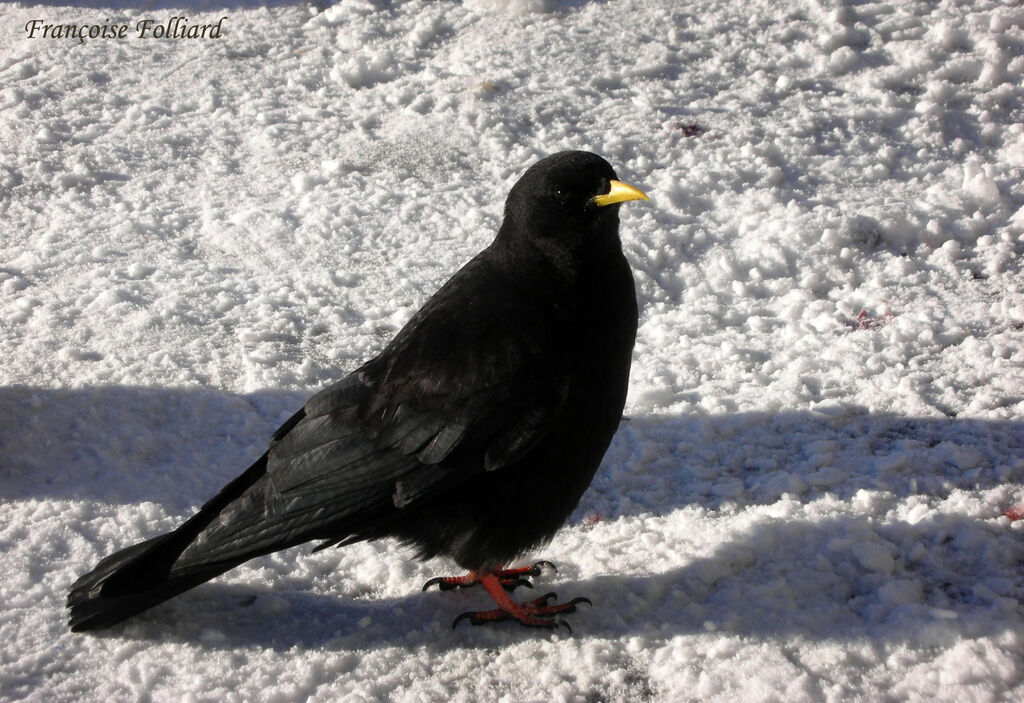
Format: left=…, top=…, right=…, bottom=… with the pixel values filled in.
left=2, top=0, right=1024, bottom=699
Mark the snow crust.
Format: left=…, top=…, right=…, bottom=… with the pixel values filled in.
left=1, top=0, right=1023, bottom=700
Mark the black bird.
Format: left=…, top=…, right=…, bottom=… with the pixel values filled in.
left=67, top=150, right=648, bottom=632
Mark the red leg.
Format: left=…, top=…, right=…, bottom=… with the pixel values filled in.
left=421, top=561, right=590, bottom=629
left=451, top=572, right=591, bottom=631
left=421, top=561, right=556, bottom=592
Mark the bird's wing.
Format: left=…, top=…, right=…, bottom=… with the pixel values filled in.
left=173, top=377, right=418, bottom=567
left=297, top=251, right=574, bottom=504
left=177, top=253, right=573, bottom=563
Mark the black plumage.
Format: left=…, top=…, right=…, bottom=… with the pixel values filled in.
left=67, top=150, right=648, bottom=632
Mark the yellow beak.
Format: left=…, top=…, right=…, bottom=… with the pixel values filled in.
left=592, top=180, right=650, bottom=207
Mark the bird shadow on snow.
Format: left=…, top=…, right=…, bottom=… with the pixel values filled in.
left=94, top=510, right=1023, bottom=653
left=4, top=384, right=1021, bottom=648
left=582, top=409, right=1024, bottom=522
left=4, top=385, right=1021, bottom=510
left=0, top=384, right=307, bottom=513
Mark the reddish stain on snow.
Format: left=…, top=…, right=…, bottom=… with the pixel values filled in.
left=854, top=309, right=893, bottom=330
left=669, top=122, right=707, bottom=137
left=1003, top=505, right=1024, bottom=522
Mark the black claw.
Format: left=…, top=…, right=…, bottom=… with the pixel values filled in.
left=451, top=611, right=475, bottom=629
left=532, top=560, right=557, bottom=575
left=535, top=591, right=558, bottom=606
left=422, top=577, right=452, bottom=592
left=447, top=586, right=587, bottom=632
left=501, top=578, right=533, bottom=591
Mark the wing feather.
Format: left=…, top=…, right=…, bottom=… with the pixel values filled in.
left=177, top=251, right=575, bottom=563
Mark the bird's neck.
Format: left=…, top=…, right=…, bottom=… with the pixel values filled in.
left=488, top=222, right=630, bottom=313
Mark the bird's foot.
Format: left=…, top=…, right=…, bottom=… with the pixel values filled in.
left=422, top=560, right=556, bottom=592
left=441, top=569, right=589, bottom=632
left=452, top=591, right=592, bottom=632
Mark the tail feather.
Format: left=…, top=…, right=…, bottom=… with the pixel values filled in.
left=67, top=453, right=271, bottom=632
left=66, top=537, right=238, bottom=631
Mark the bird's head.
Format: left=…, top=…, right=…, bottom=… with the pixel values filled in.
left=501, top=151, right=649, bottom=247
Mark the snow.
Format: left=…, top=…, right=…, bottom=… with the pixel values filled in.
left=2, top=0, right=1023, bottom=700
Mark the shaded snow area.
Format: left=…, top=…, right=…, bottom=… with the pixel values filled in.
left=2, top=0, right=1024, bottom=700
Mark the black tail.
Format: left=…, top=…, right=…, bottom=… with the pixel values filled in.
left=66, top=534, right=241, bottom=631
left=67, top=453, right=270, bottom=632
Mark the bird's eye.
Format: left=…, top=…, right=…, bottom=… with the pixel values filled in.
left=553, top=188, right=572, bottom=204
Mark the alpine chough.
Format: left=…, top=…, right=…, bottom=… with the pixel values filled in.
left=67, top=150, right=649, bottom=632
